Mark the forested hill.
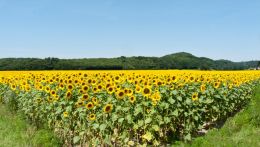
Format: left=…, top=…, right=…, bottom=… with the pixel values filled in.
left=0, top=52, right=259, bottom=70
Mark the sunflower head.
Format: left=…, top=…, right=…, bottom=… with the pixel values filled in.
left=152, top=92, right=161, bottom=101
left=82, top=94, right=89, bottom=101
left=200, top=84, right=206, bottom=92
left=103, top=104, right=113, bottom=113
left=116, top=90, right=125, bottom=99
left=135, top=86, right=142, bottom=93
left=11, top=84, right=16, bottom=90
left=142, top=86, right=151, bottom=97
left=63, top=111, right=68, bottom=118
left=59, top=83, right=65, bottom=89
left=82, top=85, right=89, bottom=92
left=67, top=84, right=73, bottom=90
left=66, top=91, right=72, bottom=99
left=129, top=96, right=136, bottom=103
left=107, top=86, right=114, bottom=94
left=76, top=100, right=84, bottom=107
left=92, top=97, right=99, bottom=105
left=192, top=92, right=199, bottom=101
left=127, top=89, right=133, bottom=96
left=88, top=113, right=96, bottom=121
left=50, top=90, right=56, bottom=96
left=214, top=82, right=220, bottom=89
left=86, top=102, right=94, bottom=109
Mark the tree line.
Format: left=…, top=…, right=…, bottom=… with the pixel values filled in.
left=0, top=52, right=258, bottom=70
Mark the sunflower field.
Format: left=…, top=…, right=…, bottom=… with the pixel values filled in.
left=0, top=70, right=260, bottom=146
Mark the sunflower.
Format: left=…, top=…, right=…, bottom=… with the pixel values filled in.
left=92, top=86, right=99, bottom=93
left=97, top=84, right=103, bottom=90
left=48, top=96, right=53, bottom=102
left=68, top=79, right=73, bottom=84
left=86, top=102, right=94, bottom=109
left=200, top=84, right=206, bottom=92
left=129, top=96, right=136, bottom=103
left=92, top=97, right=99, bottom=105
left=152, top=100, right=158, bottom=106
left=192, top=92, right=199, bottom=101
left=82, top=94, right=89, bottom=101
left=189, top=76, right=195, bottom=82
left=103, top=104, right=113, bottom=113
left=156, top=80, right=163, bottom=86
left=127, top=89, right=134, bottom=96
left=87, top=79, right=92, bottom=85
left=172, top=75, right=177, bottom=83
left=82, top=85, right=89, bottom=92
left=77, top=100, right=84, bottom=107
left=54, top=95, right=59, bottom=101
left=135, top=85, right=142, bottom=93
left=50, top=90, right=56, bottom=96
left=66, top=91, right=72, bottom=98
left=88, top=113, right=96, bottom=121
left=63, top=111, right=68, bottom=118
left=142, top=86, right=151, bottom=97
left=67, top=84, right=73, bottom=90
left=74, top=79, right=79, bottom=84
left=107, top=86, right=115, bottom=94
left=114, top=75, right=121, bottom=83
left=91, top=79, right=97, bottom=85
left=36, top=97, right=42, bottom=103
left=152, top=92, right=161, bottom=101
left=214, top=82, right=220, bottom=89
left=11, top=84, right=16, bottom=90
left=39, top=85, right=43, bottom=90
left=116, top=90, right=125, bottom=99
left=45, top=86, right=50, bottom=93
left=25, top=85, right=31, bottom=91
left=228, top=84, right=233, bottom=89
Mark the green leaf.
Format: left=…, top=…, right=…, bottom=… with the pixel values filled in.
left=177, top=96, right=182, bottom=101
left=100, top=124, right=107, bottom=131
left=205, top=99, right=213, bottom=104
left=171, top=109, right=179, bottom=117
left=184, top=133, right=191, bottom=141
left=126, top=114, right=133, bottom=123
left=142, top=131, right=153, bottom=141
left=152, top=125, right=160, bottom=131
left=164, top=117, right=171, bottom=124
left=73, top=136, right=80, bottom=144
left=172, top=90, right=178, bottom=95
left=133, top=124, right=139, bottom=130
left=168, top=97, right=175, bottom=104
left=122, top=107, right=130, bottom=112
left=164, top=103, right=169, bottom=109
left=194, top=116, right=199, bottom=121
left=93, top=123, right=99, bottom=130
left=145, top=117, right=152, bottom=124
left=79, top=131, right=85, bottom=136
left=185, top=98, right=192, bottom=105
left=138, top=120, right=144, bottom=127
left=112, top=114, right=118, bottom=122
left=120, top=131, right=127, bottom=140
left=134, top=106, right=143, bottom=116
left=118, top=118, right=124, bottom=123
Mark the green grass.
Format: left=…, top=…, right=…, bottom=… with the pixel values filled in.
left=0, top=104, right=61, bottom=147
left=176, top=85, right=260, bottom=147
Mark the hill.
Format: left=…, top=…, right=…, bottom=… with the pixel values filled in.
left=0, top=52, right=258, bottom=70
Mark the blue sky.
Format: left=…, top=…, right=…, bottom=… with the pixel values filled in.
left=0, top=0, right=259, bottom=61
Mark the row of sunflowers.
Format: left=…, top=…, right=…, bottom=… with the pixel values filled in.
left=0, top=70, right=260, bottom=146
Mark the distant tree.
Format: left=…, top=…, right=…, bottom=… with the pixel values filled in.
left=257, top=61, right=260, bottom=70
left=120, top=56, right=127, bottom=70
